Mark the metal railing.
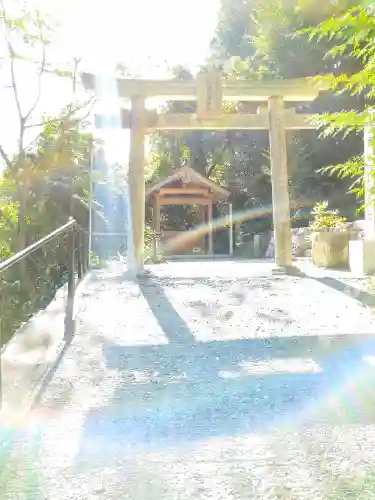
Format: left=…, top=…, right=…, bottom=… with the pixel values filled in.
left=0, top=218, right=89, bottom=408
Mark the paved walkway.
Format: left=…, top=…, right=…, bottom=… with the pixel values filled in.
left=3, top=260, right=375, bottom=499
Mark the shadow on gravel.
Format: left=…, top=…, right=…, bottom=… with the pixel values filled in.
left=77, top=332, right=375, bottom=462
left=138, top=276, right=195, bottom=344
left=313, top=277, right=375, bottom=309
left=139, top=273, right=284, bottom=330
left=77, top=275, right=375, bottom=462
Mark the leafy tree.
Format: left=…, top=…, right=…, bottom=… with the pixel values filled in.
left=0, top=1, right=94, bottom=256
left=0, top=1, right=96, bottom=343
left=209, top=0, right=257, bottom=65
left=302, top=4, right=375, bottom=205
left=252, top=0, right=358, bottom=78
left=148, top=0, right=367, bottom=250
left=211, top=0, right=363, bottom=218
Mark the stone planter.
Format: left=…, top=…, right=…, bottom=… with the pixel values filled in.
left=311, top=229, right=350, bottom=269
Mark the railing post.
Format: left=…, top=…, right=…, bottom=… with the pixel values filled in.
left=77, top=229, right=83, bottom=281
left=84, top=230, right=90, bottom=272
left=80, top=228, right=89, bottom=275
left=81, top=230, right=86, bottom=275
left=65, top=223, right=75, bottom=340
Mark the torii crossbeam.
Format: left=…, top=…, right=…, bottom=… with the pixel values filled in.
left=82, top=71, right=327, bottom=275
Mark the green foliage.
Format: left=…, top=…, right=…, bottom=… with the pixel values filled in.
left=0, top=447, right=39, bottom=500
left=209, top=0, right=257, bottom=63
left=300, top=4, right=375, bottom=208
left=144, top=225, right=155, bottom=262
left=309, top=200, right=347, bottom=230
left=252, top=0, right=358, bottom=77
left=0, top=3, right=93, bottom=345
left=325, top=467, right=375, bottom=499
left=0, top=179, right=18, bottom=260
left=0, top=124, right=92, bottom=343
left=146, top=0, right=363, bottom=242
left=302, top=5, right=375, bottom=128
left=225, top=58, right=261, bottom=81
left=319, top=155, right=364, bottom=196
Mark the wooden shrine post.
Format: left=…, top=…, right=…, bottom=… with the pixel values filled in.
left=268, top=96, right=294, bottom=271
left=128, top=96, right=147, bottom=274
left=197, top=72, right=220, bottom=257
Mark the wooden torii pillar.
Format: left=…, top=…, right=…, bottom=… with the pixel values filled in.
left=268, top=96, right=294, bottom=272
left=82, top=72, right=325, bottom=275
left=128, top=96, right=147, bottom=274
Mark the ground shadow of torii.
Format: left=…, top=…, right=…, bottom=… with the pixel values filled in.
left=76, top=273, right=375, bottom=468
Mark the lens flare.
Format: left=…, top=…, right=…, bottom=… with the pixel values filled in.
left=163, top=201, right=314, bottom=254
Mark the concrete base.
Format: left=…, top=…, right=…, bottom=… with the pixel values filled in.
left=349, top=239, right=375, bottom=275
left=271, top=265, right=303, bottom=276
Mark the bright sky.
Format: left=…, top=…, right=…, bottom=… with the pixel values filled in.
left=46, top=0, right=221, bottom=75
left=0, top=0, right=220, bottom=164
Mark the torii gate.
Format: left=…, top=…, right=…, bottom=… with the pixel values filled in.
left=82, top=71, right=327, bottom=275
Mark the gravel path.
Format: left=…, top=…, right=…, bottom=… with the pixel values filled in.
left=3, top=260, right=375, bottom=499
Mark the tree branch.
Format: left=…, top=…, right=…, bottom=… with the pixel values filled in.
left=1, top=0, right=24, bottom=122
left=0, top=143, right=12, bottom=169
left=67, top=57, right=81, bottom=115
left=25, top=97, right=96, bottom=130
left=1, top=0, right=28, bottom=158
left=23, top=12, right=46, bottom=123
left=24, top=97, right=96, bottom=152
left=9, top=47, right=24, bottom=123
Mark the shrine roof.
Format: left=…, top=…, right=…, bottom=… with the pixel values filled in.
left=146, top=166, right=230, bottom=202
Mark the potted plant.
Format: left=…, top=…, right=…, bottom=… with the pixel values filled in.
left=309, top=201, right=349, bottom=268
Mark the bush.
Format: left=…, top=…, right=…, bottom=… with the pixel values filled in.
left=309, top=201, right=347, bottom=231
